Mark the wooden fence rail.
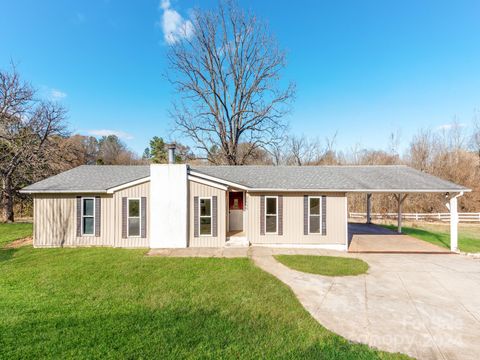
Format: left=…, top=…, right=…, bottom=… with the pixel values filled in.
left=349, top=212, right=480, bottom=223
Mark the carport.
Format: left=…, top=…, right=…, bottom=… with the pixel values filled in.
left=347, top=222, right=451, bottom=253
left=343, top=166, right=470, bottom=253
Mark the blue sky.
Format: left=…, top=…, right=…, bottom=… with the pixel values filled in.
left=1, top=0, right=479, bottom=155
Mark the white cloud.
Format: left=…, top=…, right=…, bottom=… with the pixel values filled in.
left=157, top=0, right=193, bottom=45
left=436, top=123, right=467, bottom=131
left=50, top=89, right=67, bottom=100
left=86, top=129, right=134, bottom=140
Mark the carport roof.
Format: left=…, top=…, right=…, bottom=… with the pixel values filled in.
left=189, top=165, right=470, bottom=193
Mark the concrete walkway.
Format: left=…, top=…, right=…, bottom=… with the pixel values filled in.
left=148, top=247, right=249, bottom=258
left=251, top=247, right=480, bottom=360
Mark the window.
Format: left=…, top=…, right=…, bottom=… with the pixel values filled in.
left=199, top=197, right=212, bottom=236
left=82, top=197, right=95, bottom=235
left=309, top=197, right=321, bottom=234
left=265, top=196, right=278, bottom=234
left=128, top=198, right=141, bottom=237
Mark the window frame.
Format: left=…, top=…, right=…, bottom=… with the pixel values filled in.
left=81, top=197, right=95, bottom=236
left=308, top=196, right=322, bottom=235
left=264, top=196, right=278, bottom=235
left=199, top=196, right=213, bottom=237
left=127, top=197, right=141, bottom=238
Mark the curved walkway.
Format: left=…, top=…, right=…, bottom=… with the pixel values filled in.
left=251, top=247, right=480, bottom=360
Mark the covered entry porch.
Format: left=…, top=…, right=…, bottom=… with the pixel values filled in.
left=225, top=190, right=249, bottom=246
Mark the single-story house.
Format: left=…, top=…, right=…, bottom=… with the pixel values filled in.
left=21, top=150, right=469, bottom=251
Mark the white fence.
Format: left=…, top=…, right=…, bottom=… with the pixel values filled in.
left=349, top=212, right=480, bottom=223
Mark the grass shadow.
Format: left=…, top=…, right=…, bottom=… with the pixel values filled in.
left=382, top=224, right=450, bottom=249
left=407, top=227, right=449, bottom=247
left=0, top=248, right=17, bottom=262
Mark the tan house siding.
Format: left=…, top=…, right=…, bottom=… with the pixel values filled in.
left=33, top=181, right=150, bottom=248
left=188, top=180, right=226, bottom=247
left=113, top=181, right=150, bottom=248
left=246, top=192, right=347, bottom=245
left=33, top=194, right=115, bottom=247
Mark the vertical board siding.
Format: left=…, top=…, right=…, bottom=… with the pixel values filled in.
left=247, top=192, right=346, bottom=245
left=33, top=181, right=150, bottom=248
left=114, top=182, right=150, bottom=248
left=34, top=194, right=115, bottom=247
left=189, top=180, right=226, bottom=247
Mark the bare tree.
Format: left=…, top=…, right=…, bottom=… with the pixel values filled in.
left=387, top=129, right=401, bottom=161
left=268, top=139, right=285, bottom=165
left=472, top=109, right=480, bottom=167
left=407, top=129, right=437, bottom=171
left=284, top=135, right=311, bottom=165
left=0, top=65, right=68, bottom=222
left=167, top=0, right=294, bottom=165
left=316, top=132, right=340, bottom=165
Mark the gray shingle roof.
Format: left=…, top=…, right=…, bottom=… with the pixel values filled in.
left=189, top=165, right=469, bottom=192
left=22, top=164, right=469, bottom=193
left=21, top=165, right=150, bottom=193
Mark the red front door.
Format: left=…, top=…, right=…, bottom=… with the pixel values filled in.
left=229, top=192, right=244, bottom=231
left=229, top=192, right=243, bottom=210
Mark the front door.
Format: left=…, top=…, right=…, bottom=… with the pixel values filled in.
left=229, top=192, right=244, bottom=232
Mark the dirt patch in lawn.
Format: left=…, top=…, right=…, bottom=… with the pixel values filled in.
left=4, top=236, right=33, bottom=249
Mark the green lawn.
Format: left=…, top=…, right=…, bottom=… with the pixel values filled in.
left=0, top=222, right=33, bottom=247
left=382, top=223, right=480, bottom=253
left=275, top=255, right=369, bottom=276
left=0, top=225, right=406, bottom=359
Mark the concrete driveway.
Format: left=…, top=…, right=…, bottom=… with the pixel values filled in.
left=348, top=223, right=451, bottom=253
left=251, top=247, right=480, bottom=359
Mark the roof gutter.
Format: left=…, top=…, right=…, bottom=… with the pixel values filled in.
left=19, top=189, right=108, bottom=194
left=243, top=188, right=471, bottom=193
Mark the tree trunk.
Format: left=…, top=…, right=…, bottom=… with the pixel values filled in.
left=2, top=177, right=15, bottom=223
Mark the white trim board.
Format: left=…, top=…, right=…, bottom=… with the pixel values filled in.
left=188, top=170, right=250, bottom=190
left=106, top=177, right=150, bottom=193
left=188, top=175, right=228, bottom=191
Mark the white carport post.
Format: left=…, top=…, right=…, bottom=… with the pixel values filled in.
left=394, top=193, right=408, bottom=233
left=366, top=193, right=372, bottom=224
left=447, top=192, right=463, bottom=253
